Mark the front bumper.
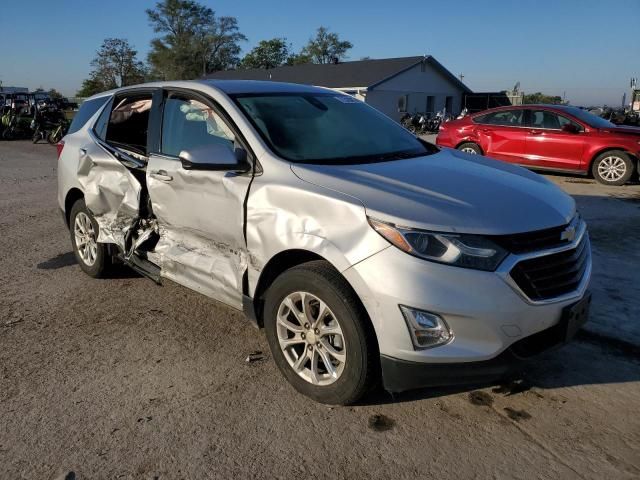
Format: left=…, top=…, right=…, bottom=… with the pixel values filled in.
left=381, top=292, right=590, bottom=392
left=342, top=228, right=592, bottom=370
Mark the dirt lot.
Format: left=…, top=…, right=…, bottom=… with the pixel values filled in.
left=1, top=141, right=639, bottom=480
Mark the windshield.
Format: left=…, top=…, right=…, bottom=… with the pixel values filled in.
left=562, top=106, right=615, bottom=128
left=232, top=93, right=435, bottom=164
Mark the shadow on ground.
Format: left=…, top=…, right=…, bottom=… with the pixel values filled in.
left=361, top=334, right=640, bottom=406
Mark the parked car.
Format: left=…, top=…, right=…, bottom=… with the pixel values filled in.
left=436, top=104, right=640, bottom=185
left=58, top=81, right=592, bottom=404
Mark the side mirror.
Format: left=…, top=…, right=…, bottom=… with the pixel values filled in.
left=179, top=144, right=251, bottom=172
left=562, top=123, right=580, bottom=133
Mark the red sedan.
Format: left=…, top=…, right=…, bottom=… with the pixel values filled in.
left=436, top=105, right=640, bottom=185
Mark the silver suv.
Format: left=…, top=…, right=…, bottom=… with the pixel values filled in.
left=57, top=80, right=592, bottom=404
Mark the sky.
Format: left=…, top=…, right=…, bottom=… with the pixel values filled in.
left=1, top=0, right=638, bottom=106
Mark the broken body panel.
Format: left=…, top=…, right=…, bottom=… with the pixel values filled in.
left=69, top=82, right=385, bottom=316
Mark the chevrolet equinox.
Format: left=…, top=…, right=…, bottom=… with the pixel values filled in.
left=57, top=80, right=592, bottom=404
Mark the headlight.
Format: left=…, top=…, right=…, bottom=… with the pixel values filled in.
left=368, top=218, right=508, bottom=271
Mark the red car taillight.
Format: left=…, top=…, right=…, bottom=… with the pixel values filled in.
left=56, top=140, right=65, bottom=160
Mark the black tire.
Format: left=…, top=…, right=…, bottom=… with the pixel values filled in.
left=457, top=142, right=482, bottom=155
left=263, top=260, right=378, bottom=405
left=69, top=199, right=111, bottom=278
left=2, top=128, right=13, bottom=140
left=591, top=150, right=635, bottom=186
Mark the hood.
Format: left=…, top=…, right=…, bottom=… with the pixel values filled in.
left=291, top=149, right=575, bottom=235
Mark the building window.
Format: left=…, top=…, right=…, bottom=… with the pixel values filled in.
left=445, top=96, right=453, bottom=113
left=426, top=96, right=435, bottom=113
left=397, top=95, right=408, bottom=113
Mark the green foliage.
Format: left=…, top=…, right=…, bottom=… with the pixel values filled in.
left=77, top=38, right=145, bottom=97
left=285, top=52, right=313, bottom=66
left=146, top=0, right=246, bottom=79
left=300, top=26, right=353, bottom=64
left=47, top=88, right=64, bottom=99
left=77, top=75, right=115, bottom=98
left=523, top=92, right=565, bottom=105
left=240, top=38, right=291, bottom=69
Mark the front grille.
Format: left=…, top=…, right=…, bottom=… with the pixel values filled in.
left=492, top=223, right=570, bottom=254
left=509, top=236, right=589, bottom=301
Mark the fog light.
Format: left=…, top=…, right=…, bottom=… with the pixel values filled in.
left=399, top=305, right=453, bottom=349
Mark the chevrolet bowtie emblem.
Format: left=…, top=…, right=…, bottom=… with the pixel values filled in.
left=561, top=225, right=576, bottom=242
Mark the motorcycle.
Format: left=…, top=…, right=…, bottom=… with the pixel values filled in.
left=427, top=109, right=455, bottom=132
left=46, top=116, right=69, bottom=144
left=456, top=108, right=469, bottom=120
left=1, top=108, right=34, bottom=140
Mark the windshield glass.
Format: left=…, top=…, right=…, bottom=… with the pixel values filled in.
left=562, top=106, right=615, bottom=128
left=233, top=93, right=435, bottom=164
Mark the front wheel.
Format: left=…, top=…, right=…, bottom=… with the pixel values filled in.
left=592, top=150, right=635, bottom=186
left=263, top=260, right=378, bottom=405
left=457, top=142, right=482, bottom=155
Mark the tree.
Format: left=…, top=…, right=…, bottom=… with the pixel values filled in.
left=147, top=0, right=246, bottom=79
left=240, top=38, right=291, bottom=69
left=301, top=26, right=353, bottom=64
left=77, top=74, right=116, bottom=98
left=285, top=52, right=312, bottom=66
left=92, top=38, right=147, bottom=87
left=47, top=88, right=64, bottom=99
left=523, top=92, right=565, bottom=105
left=76, top=38, right=146, bottom=97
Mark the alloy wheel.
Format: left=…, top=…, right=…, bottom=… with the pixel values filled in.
left=460, top=147, right=478, bottom=154
left=597, top=156, right=627, bottom=182
left=276, top=291, right=346, bottom=386
left=74, top=212, right=98, bottom=266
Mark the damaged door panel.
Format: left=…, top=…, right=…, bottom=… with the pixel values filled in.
left=145, top=91, right=252, bottom=309
left=78, top=91, right=161, bottom=271
left=77, top=129, right=143, bottom=250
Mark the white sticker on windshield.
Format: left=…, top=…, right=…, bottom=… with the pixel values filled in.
left=334, top=95, right=360, bottom=103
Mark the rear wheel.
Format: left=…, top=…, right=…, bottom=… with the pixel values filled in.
left=592, top=150, right=634, bottom=186
left=69, top=199, right=111, bottom=277
left=263, top=260, right=377, bottom=405
left=457, top=142, right=482, bottom=155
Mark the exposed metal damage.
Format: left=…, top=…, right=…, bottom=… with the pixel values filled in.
left=77, top=133, right=249, bottom=309
left=77, top=150, right=141, bottom=248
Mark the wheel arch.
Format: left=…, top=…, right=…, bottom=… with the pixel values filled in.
left=455, top=140, right=484, bottom=153
left=64, top=188, right=84, bottom=228
left=250, top=249, right=374, bottom=334
left=588, top=147, right=638, bottom=172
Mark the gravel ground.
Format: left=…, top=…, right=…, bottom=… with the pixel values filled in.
left=1, top=140, right=639, bottom=480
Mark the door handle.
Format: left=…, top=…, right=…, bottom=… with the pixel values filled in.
left=529, top=130, right=543, bottom=135
left=79, top=148, right=87, bottom=156
left=150, top=170, right=173, bottom=182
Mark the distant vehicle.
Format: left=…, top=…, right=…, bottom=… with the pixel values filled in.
left=437, top=104, right=640, bottom=185
left=58, top=80, right=591, bottom=404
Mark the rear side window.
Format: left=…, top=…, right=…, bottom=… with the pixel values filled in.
left=474, top=109, right=524, bottom=127
left=67, top=96, right=110, bottom=135
left=93, top=97, right=113, bottom=140
left=528, top=110, right=582, bottom=131
left=105, top=94, right=152, bottom=156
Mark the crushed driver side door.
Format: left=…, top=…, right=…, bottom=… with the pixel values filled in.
left=145, top=89, right=253, bottom=309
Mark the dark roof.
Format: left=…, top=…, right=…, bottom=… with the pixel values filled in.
left=203, top=56, right=471, bottom=92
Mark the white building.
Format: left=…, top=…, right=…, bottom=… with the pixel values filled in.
left=205, top=56, right=471, bottom=121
